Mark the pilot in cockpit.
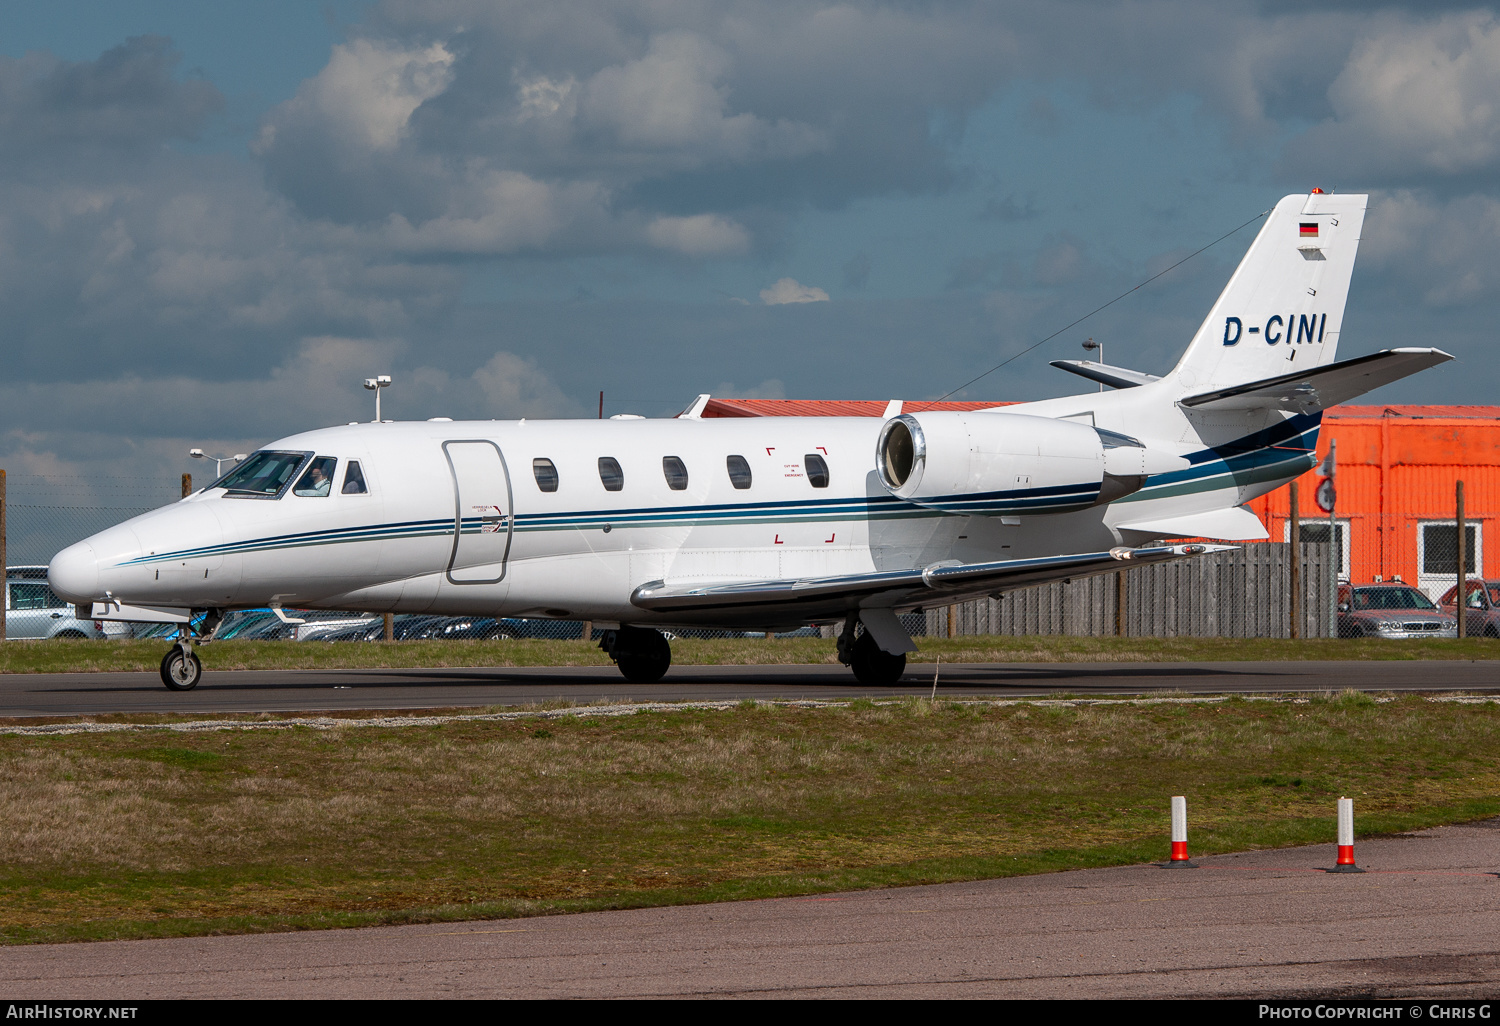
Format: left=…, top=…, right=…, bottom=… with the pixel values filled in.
left=294, top=458, right=336, bottom=497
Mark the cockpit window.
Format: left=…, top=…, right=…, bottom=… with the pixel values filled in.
left=293, top=457, right=337, bottom=497
left=342, top=460, right=368, bottom=495
left=214, top=451, right=311, bottom=499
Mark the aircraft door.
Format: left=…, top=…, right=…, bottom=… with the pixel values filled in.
left=443, top=440, right=514, bottom=585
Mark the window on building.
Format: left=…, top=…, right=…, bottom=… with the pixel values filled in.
left=804, top=453, right=830, bottom=488
left=1420, top=522, right=1479, bottom=575
left=726, top=455, right=752, bottom=489
left=598, top=457, right=624, bottom=491
left=1288, top=520, right=1350, bottom=581
left=662, top=456, right=689, bottom=490
left=532, top=458, right=559, bottom=493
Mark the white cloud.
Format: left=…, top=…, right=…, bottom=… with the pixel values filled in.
left=262, top=39, right=455, bottom=153
left=760, top=277, right=829, bottom=305
left=646, top=213, right=750, bottom=256
left=1361, top=190, right=1500, bottom=308
left=1291, top=12, right=1500, bottom=179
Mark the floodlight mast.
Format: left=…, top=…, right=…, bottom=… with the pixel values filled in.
left=363, top=375, right=392, bottom=422
left=188, top=449, right=247, bottom=479
left=1081, top=338, right=1103, bottom=392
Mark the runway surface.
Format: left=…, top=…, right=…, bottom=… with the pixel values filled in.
left=6, top=820, right=1500, bottom=998
left=1, top=659, right=1497, bottom=717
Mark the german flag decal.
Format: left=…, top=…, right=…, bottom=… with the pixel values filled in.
left=1299, top=222, right=1319, bottom=237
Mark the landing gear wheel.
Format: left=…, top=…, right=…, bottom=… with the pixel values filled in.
left=609, top=627, right=672, bottom=684
left=160, top=646, right=202, bottom=691
left=849, top=630, right=907, bottom=685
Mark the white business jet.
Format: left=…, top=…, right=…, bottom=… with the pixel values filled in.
left=49, top=192, right=1450, bottom=691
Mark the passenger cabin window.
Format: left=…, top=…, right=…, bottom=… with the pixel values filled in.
left=216, top=451, right=311, bottom=498
left=293, top=456, right=337, bottom=497
left=532, top=458, right=559, bottom=493
left=598, top=457, right=624, bottom=491
left=805, top=454, right=830, bottom=488
left=726, top=455, right=752, bottom=489
left=662, top=456, right=689, bottom=491
left=342, top=460, right=368, bottom=494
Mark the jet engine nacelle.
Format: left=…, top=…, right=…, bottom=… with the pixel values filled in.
left=875, top=412, right=1188, bottom=516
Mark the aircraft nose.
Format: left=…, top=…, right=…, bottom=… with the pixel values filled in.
left=49, top=541, right=100, bottom=605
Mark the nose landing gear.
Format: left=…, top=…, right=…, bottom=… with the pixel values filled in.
left=601, top=626, right=672, bottom=683
left=157, top=609, right=221, bottom=691
left=160, top=640, right=202, bottom=691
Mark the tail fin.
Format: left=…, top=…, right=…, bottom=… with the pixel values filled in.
left=1169, top=192, right=1367, bottom=391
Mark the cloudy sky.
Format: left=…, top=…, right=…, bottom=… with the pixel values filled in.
left=3, top=0, right=1499, bottom=494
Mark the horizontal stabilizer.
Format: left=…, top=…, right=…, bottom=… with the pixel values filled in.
left=1049, top=360, right=1161, bottom=389
left=1116, top=505, right=1269, bottom=542
left=1179, top=348, right=1453, bottom=412
left=632, top=543, right=1233, bottom=622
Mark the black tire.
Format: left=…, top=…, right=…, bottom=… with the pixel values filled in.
left=849, top=630, right=907, bottom=685
left=53, top=630, right=87, bottom=640
left=160, top=648, right=203, bottom=691
left=613, top=627, right=672, bottom=684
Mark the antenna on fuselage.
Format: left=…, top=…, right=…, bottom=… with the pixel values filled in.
left=363, top=375, right=392, bottom=422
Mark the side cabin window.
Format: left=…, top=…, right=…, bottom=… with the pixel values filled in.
left=293, top=456, right=338, bottom=497
left=598, top=457, right=624, bottom=491
left=342, top=461, right=368, bottom=494
left=532, top=458, right=559, bottom=493
left=804, top=454, right=830, bottom=488
left=662, top=456, right=689, bottom=491
left=726, top=455, right=752, bottom=489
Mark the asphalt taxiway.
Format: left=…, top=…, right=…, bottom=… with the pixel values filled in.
left=0, top=659, right=1496, bottom=717
left=5, top=819, right=1500, bottom=998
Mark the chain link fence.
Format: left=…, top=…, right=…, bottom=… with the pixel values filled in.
left=5, top=470, right=1485, bottom=642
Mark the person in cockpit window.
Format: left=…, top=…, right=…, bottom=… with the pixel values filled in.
left=294, top=458, right=335, bottom=497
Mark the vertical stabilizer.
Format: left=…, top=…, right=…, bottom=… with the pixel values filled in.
left=1169, top=192, right=1366, bottom=392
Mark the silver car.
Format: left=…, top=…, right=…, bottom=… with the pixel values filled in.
left=1336, top=584, right=1457, bottom=639
left=5, top=576, right=105, bottom=640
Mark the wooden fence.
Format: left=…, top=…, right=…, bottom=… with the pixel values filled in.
left=921, top=542, right=1335, bottom=638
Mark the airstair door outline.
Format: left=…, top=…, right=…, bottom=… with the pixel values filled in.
left=443, top=440, right=514, bottom=585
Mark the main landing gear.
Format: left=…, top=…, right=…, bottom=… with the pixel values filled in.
left=601, top=626, right=672, bottom=683
left=837, top=616, right=908, bottom=685
left=158, top=610, right=222, bottom=691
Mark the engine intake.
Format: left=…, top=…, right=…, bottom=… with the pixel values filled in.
left=875, top=412, right=1186, bottom=516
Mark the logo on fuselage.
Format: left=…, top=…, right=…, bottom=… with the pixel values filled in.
left=1223, top=314, right=1327, bottom=347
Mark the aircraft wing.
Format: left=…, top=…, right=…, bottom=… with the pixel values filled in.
left=1178, top=348, right=1453, bottom=413
left=631, top=543, right=1232, bottom=624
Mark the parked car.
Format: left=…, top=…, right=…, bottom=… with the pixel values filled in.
left=1437, top=579, right=1500, bottom=638
left=4, top=576, right=106, bottom=640
left=1337, top=583, right=1457, bottom=638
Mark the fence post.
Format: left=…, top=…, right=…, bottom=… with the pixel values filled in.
left=1457, top=480, right=1467, bottom=640
left=0, top=467, right=6, bottom=643
left=947, top=604, right=956, bottom=638
left=1289, top=481, right=1300, bottom=639
left=181, top=473, right=192, bottom=498
left=1115, top=570, right=1126, bottom=636
left=383, top=612, right=394, bottom=642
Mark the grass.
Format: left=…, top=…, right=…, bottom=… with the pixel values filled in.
left=0, top=692, right=1497, bottom=944
left=3, top=634, right=1500, bottom=674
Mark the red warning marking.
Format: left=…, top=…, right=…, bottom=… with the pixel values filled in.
left=816, top=446, right=827, bottom=455
left=774, top=534, right=784, bottom=545
left=825, top=532, right=836, bottom=543
left=765, top=447, right=775, bottom=455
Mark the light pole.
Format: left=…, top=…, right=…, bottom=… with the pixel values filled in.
left=1081, top=337, right=1103, bottom=392
left=189, top=449, right=248, bottom=479
left=364, top=375, right=392, bottom=422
